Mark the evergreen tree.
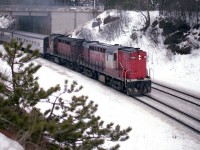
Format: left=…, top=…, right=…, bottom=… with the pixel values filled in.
left=0, top=39, right=131, bottom=149
left=0, top=39, right=60, bottom=148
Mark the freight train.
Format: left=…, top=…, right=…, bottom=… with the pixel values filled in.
left=0, top=28, right=151, bottom=95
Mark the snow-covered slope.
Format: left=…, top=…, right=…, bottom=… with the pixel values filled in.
left=0, top=16, right=15, bottom=28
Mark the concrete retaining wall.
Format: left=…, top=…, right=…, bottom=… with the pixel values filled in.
left=51, top=11, right=95, bottom=34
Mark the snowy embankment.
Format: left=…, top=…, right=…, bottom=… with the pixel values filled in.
left=0, top=16, right=15, bottom=28
left=0, top=132, right=23, bottom=150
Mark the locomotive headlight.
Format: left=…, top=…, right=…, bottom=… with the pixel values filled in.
left=139, top=55, right=141, bottom=60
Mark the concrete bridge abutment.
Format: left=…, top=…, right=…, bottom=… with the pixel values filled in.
left=16, top=15, right=51, bottom=34
left=0, top=5, right=104, bottom=35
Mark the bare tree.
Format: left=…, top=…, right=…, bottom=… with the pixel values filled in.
left=140, top=0, right=151, bottom=32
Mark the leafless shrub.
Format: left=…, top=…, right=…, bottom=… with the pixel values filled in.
left=166, top=50, right=175, bottom=61
left=130, top=31, right=138, bottom=42
left=76, top=28, right=93, bottom=41
left=100, top=11, right=130, bottom=41
left=149, top=28, right=159, bottom=44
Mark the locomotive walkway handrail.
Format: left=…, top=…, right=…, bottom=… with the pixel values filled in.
left=118, top=62, right=125, bottom=79
left=124, top=70, right=130, bottom=88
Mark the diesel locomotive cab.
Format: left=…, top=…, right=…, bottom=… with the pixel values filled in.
left=118, top=47, right=151, bottom=95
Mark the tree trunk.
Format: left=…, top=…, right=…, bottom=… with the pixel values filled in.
left=140, top=0, right=150, bottom=32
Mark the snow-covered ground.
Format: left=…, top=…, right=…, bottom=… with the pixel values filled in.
left=34, top=58, right=200, bottom=150
left=1, top=10, right=200, bottom=150
left=0, top=132, right=23, bottom=150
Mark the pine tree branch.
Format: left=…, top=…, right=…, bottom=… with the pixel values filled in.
left=0, top=115, right=17, bottom=127
left=47, top=91, right=65, bottom=120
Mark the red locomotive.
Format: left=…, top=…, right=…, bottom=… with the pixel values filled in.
left=45, top=34, right=151, bottom=95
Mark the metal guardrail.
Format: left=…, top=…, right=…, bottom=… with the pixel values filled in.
left=0, top=5, right=104, bottom=12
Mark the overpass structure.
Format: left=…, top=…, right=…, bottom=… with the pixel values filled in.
left=0, top=5, right=104, bottom=34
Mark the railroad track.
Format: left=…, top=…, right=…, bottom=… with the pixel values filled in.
left=152, top=82, right=200, bottom=106
left=132, top=82, right=200, bottom=134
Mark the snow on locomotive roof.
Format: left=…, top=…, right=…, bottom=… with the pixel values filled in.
left=83, top=41, right=111, bottom=49
left=13, top=30, right=48, bottom=39
left=58, top=36, right=84, bottom=42
left=106, top=45, right=122, bottom=54
left=93, top=42, right=110, bottom=47
left=82, top=41, right=99, bottom=48
left=50, top=34, right=62, bottom=39
left=119, top=47, right=140, bottom=52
